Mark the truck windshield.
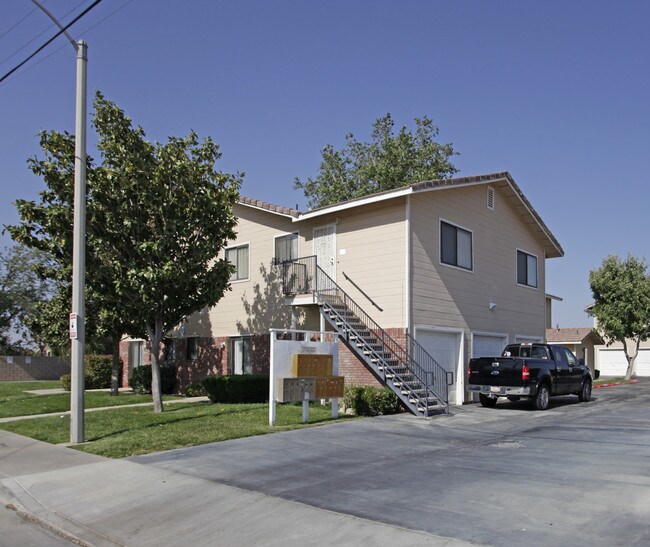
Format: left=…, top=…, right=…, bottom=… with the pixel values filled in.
left=502, top=345, right=548, bottom=359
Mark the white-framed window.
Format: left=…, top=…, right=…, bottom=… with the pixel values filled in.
left=128, top=340, right=144, bottom=368
left=273, top=232, right=298, bottom=265
left=517, top=249, right=538, bottom=288
left=225, top=243, right=249, bottom=281
left=186, top=336, right=198, bottom=361
left=229, top=336, right=252, bottom=375
left=440, top=220, right=473, bottom=271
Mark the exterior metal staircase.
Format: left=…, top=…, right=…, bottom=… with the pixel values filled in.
left=282, top=256, right=450, bottom=416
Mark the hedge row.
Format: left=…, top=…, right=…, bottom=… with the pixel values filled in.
left=343, top=385, right=402, bottom=416
left=60, top=354, right=122, bottom=390
left=201, top=375, right=268, bottom=403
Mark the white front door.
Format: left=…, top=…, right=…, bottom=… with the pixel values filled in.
left=313, top=224, right=336, bottom=280
left=416, top=329, right=462, bottom=405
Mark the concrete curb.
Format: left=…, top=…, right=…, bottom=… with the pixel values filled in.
left=593, top=380, right=639, bottom=389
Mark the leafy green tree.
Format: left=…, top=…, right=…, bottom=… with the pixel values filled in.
left=294, top=113, right=458, bottom=209
left=0, top=245, right=52, bottom=354
left=588, top=255, right=650, bottom=379
left=6, top=128, right=137, bottom=388
left=90, top=93, right=240, bottom=412
left=7, top=92, right=241, bottom=411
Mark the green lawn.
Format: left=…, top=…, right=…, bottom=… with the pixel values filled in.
left=594, top=376, right=628, bottom=385
left=0, top=381, right=181, bottom=419
left=0, top=401, right=354, bottom=458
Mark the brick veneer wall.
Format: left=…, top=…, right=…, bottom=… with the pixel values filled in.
left=337, top=327, right=406, bottom=388
left=118, top=329, right=404, bottom=393
left=0, top=356, right=69, bottom=381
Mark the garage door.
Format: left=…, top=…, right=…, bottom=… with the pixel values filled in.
left=416, top=330, right=461, bottom=405
left=472, top=335, right=508, bottom=359
left=597, top=348, right=650, bottom=377
left=638, top=350, right=650, bottom=376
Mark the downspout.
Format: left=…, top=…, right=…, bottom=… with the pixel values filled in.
left=405, top=195, right=412, bottom=338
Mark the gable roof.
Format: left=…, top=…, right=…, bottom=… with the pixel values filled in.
left=239, top=171, right=563, bottom=258
left=239, top=196, right=300, bottom=218
left=546, top=328, right=604, bottom=345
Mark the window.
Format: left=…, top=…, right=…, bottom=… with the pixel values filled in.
left=128, top=341, right=144, bottom=368
left=225, top=244, right=249, bottom=281
left=229, top=336, right=252, bottom=375
left=186, top=337, right=198, bottom=360
left=440, top=221, right=473, bottom=271
left=517, top=250, right=538, bottom=288
left=274, top=233, right=298, bottom=264
left=163, top=338, right=176, bottom=361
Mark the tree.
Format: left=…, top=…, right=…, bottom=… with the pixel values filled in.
left=6, top=128, right=139, bottom=387
left=0, top=245, right=52, bottom=354
left=90, top=93, right=241, bottom=412
left=588, top=255, right=650, bottom=380
left=294, top=113, right=458, bottom=209
left=7, top=92, right=241, bottom=410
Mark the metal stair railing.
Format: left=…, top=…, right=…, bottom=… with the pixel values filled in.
left=282, top=256, right=449, bottom=413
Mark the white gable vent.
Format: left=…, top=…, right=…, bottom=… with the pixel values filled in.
left=487, top=186, right=495, bottom=210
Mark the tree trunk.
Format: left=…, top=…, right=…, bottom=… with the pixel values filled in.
left=624, top=355, right=636, bottom=380
left=111, top=336, right=120, bottom=396
left=147, top=319, right=164, bottom=413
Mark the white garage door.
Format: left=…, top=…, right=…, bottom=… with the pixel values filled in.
left=638, top=350, right=650, bottom=376
left=473, top=335, right=508, bottom=359
left=598, top=349, right=650, bottom=377
left=416, top=330, right=461, bottom=405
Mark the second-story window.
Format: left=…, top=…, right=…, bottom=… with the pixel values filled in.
left=517, top=250, right=538, bottom=288
left=440, top=220, right=473, bottom=271
left=226, top=244, right=249, bottom=281
left=274, top=233, right=298, bottom=264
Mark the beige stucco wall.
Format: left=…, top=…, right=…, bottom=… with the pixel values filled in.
left=183, top=203, right=299, bottom=338
left=297, top=198, right=407, bottom=329
left=410, top=184, right=547, bottom=344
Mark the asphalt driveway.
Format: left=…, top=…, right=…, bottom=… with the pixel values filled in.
left=135, top=380, right=650, bottom=546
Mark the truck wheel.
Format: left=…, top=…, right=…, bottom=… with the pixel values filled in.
left=533, top=384, right=550, bottom=411
left=479, top=394, right=498, bottom=408
left=578, top=379, right=592, bottom=402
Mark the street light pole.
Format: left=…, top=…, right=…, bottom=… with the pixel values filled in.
left=30, top=1, right=87, bottom=443
left=70, top=40, right=88, bottom=444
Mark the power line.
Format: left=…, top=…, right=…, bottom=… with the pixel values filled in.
left=0, top=0, right=104, bottom=85
left=0, top=6, right=39, bottom=42
left=0, top=0, right=135, bottom=87
left=0, top=0, right=89, bottom=68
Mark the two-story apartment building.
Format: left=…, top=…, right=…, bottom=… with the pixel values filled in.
left=122, top=172, right=563, bottom=407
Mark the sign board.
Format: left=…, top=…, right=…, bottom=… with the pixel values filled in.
left=69, top=313, right=78, bottom=339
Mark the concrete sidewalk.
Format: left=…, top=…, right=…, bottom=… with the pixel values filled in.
left=0, top=430, right=468, bottom=546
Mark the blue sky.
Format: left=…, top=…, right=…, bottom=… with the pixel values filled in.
left=1, top=0, right=648, bottom=327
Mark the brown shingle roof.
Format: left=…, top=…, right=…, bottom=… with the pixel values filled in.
left=239, top=196, right=300, bottom=218
left=546, top=328, right=604, bottom=344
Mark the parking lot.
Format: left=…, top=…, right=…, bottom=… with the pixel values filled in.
left=136, top=380, right=650, bottom=546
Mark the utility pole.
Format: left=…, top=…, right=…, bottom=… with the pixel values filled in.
left=30, top=1, right=88, bottom=443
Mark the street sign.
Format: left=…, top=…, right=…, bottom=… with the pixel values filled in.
left=69, top=313, right=78, bottom=339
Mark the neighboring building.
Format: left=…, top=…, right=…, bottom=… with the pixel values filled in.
left=545, top=327, right=604, bottom=377
left=586, top=308, right=650, bottom=377
left=121, top=172, right=564, bottom=407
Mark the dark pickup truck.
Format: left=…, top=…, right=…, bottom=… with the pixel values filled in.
left=468, top=343, right=597, bottom=410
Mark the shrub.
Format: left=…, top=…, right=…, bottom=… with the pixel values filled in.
left=343, top=385, right=402, bottom=416
left=85, top=354, right=120, bottom=389
left=128, top=364, right=177, bottom=395
left=202, top=375, right=268, bottom=404
left=59, top=355, right=122, bottom=391
left=60, top=374, right=71, bottom=391
left=185, top=381, right=207, bottom=397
